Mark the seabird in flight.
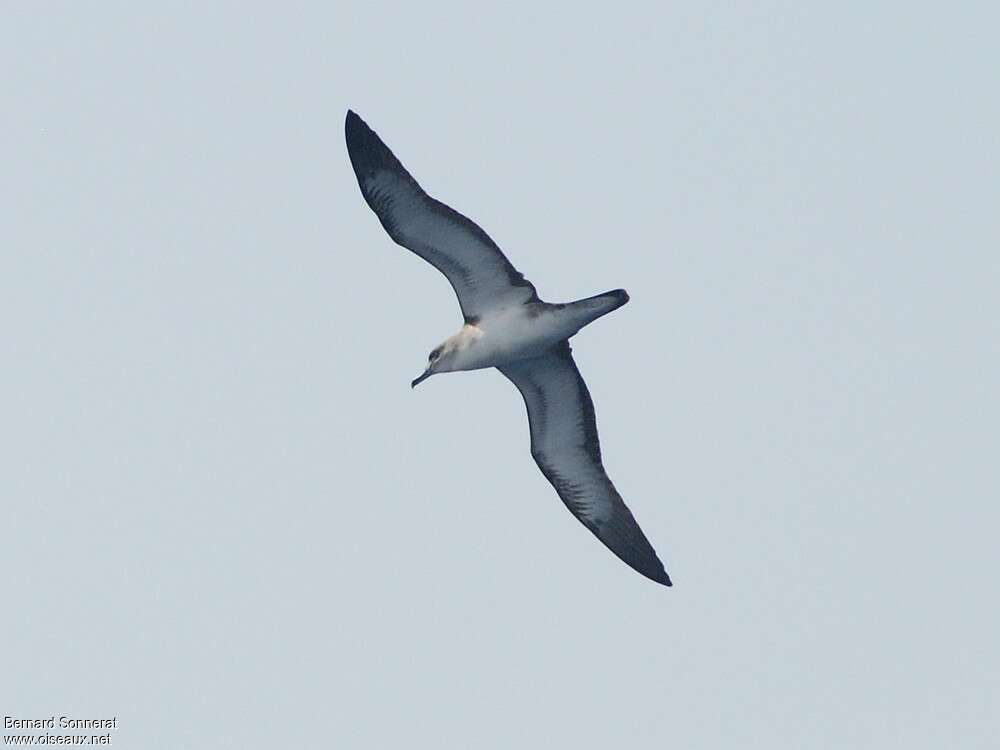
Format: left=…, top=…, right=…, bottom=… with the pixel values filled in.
left=345, top=110, right=671, bottom=586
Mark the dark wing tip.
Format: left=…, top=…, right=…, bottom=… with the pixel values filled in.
left=629, top=554, right=673, bottom=587
left=344, top=109, right=365, bottom=137
left=593, top=514, right=673, bottom=587
left=630, top=552, right=673, bottom=587
left=344, top=109, right=363, bottom=148
left=344, top=109, right=406, bottom=181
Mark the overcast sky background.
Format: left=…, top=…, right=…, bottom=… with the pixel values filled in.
left=3, top=3, right=998, bottom=748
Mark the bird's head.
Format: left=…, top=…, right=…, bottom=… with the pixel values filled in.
left=411, top=343, right=451, bottom=388
left=411, top=324, right=482, bottom=388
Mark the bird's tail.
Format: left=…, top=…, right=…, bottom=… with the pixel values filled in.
left=565, top=289, right=630, bottom=330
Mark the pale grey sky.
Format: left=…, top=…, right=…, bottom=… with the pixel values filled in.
left=2, top=3, right=998, bottom=748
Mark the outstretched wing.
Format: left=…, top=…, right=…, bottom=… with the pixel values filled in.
left=345, top=110, right=538, bottom=320
left=498, top=342, right=671, bottom=586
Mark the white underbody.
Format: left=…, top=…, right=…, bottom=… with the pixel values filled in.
left=438, top=304, right=586, bottom=373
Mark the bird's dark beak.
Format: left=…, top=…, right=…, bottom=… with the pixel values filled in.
left=411, top=370, right=432, bottom=389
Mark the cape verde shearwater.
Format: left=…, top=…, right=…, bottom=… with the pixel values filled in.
left=345, top=110, right=671, bottom=586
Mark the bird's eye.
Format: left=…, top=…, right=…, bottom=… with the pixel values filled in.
left=429, top=347, right=442, bottom=362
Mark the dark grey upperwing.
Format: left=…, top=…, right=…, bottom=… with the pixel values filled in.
left=345, top=110, right=539, bottom=320
left=498, top=342, right=672, bottom=586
